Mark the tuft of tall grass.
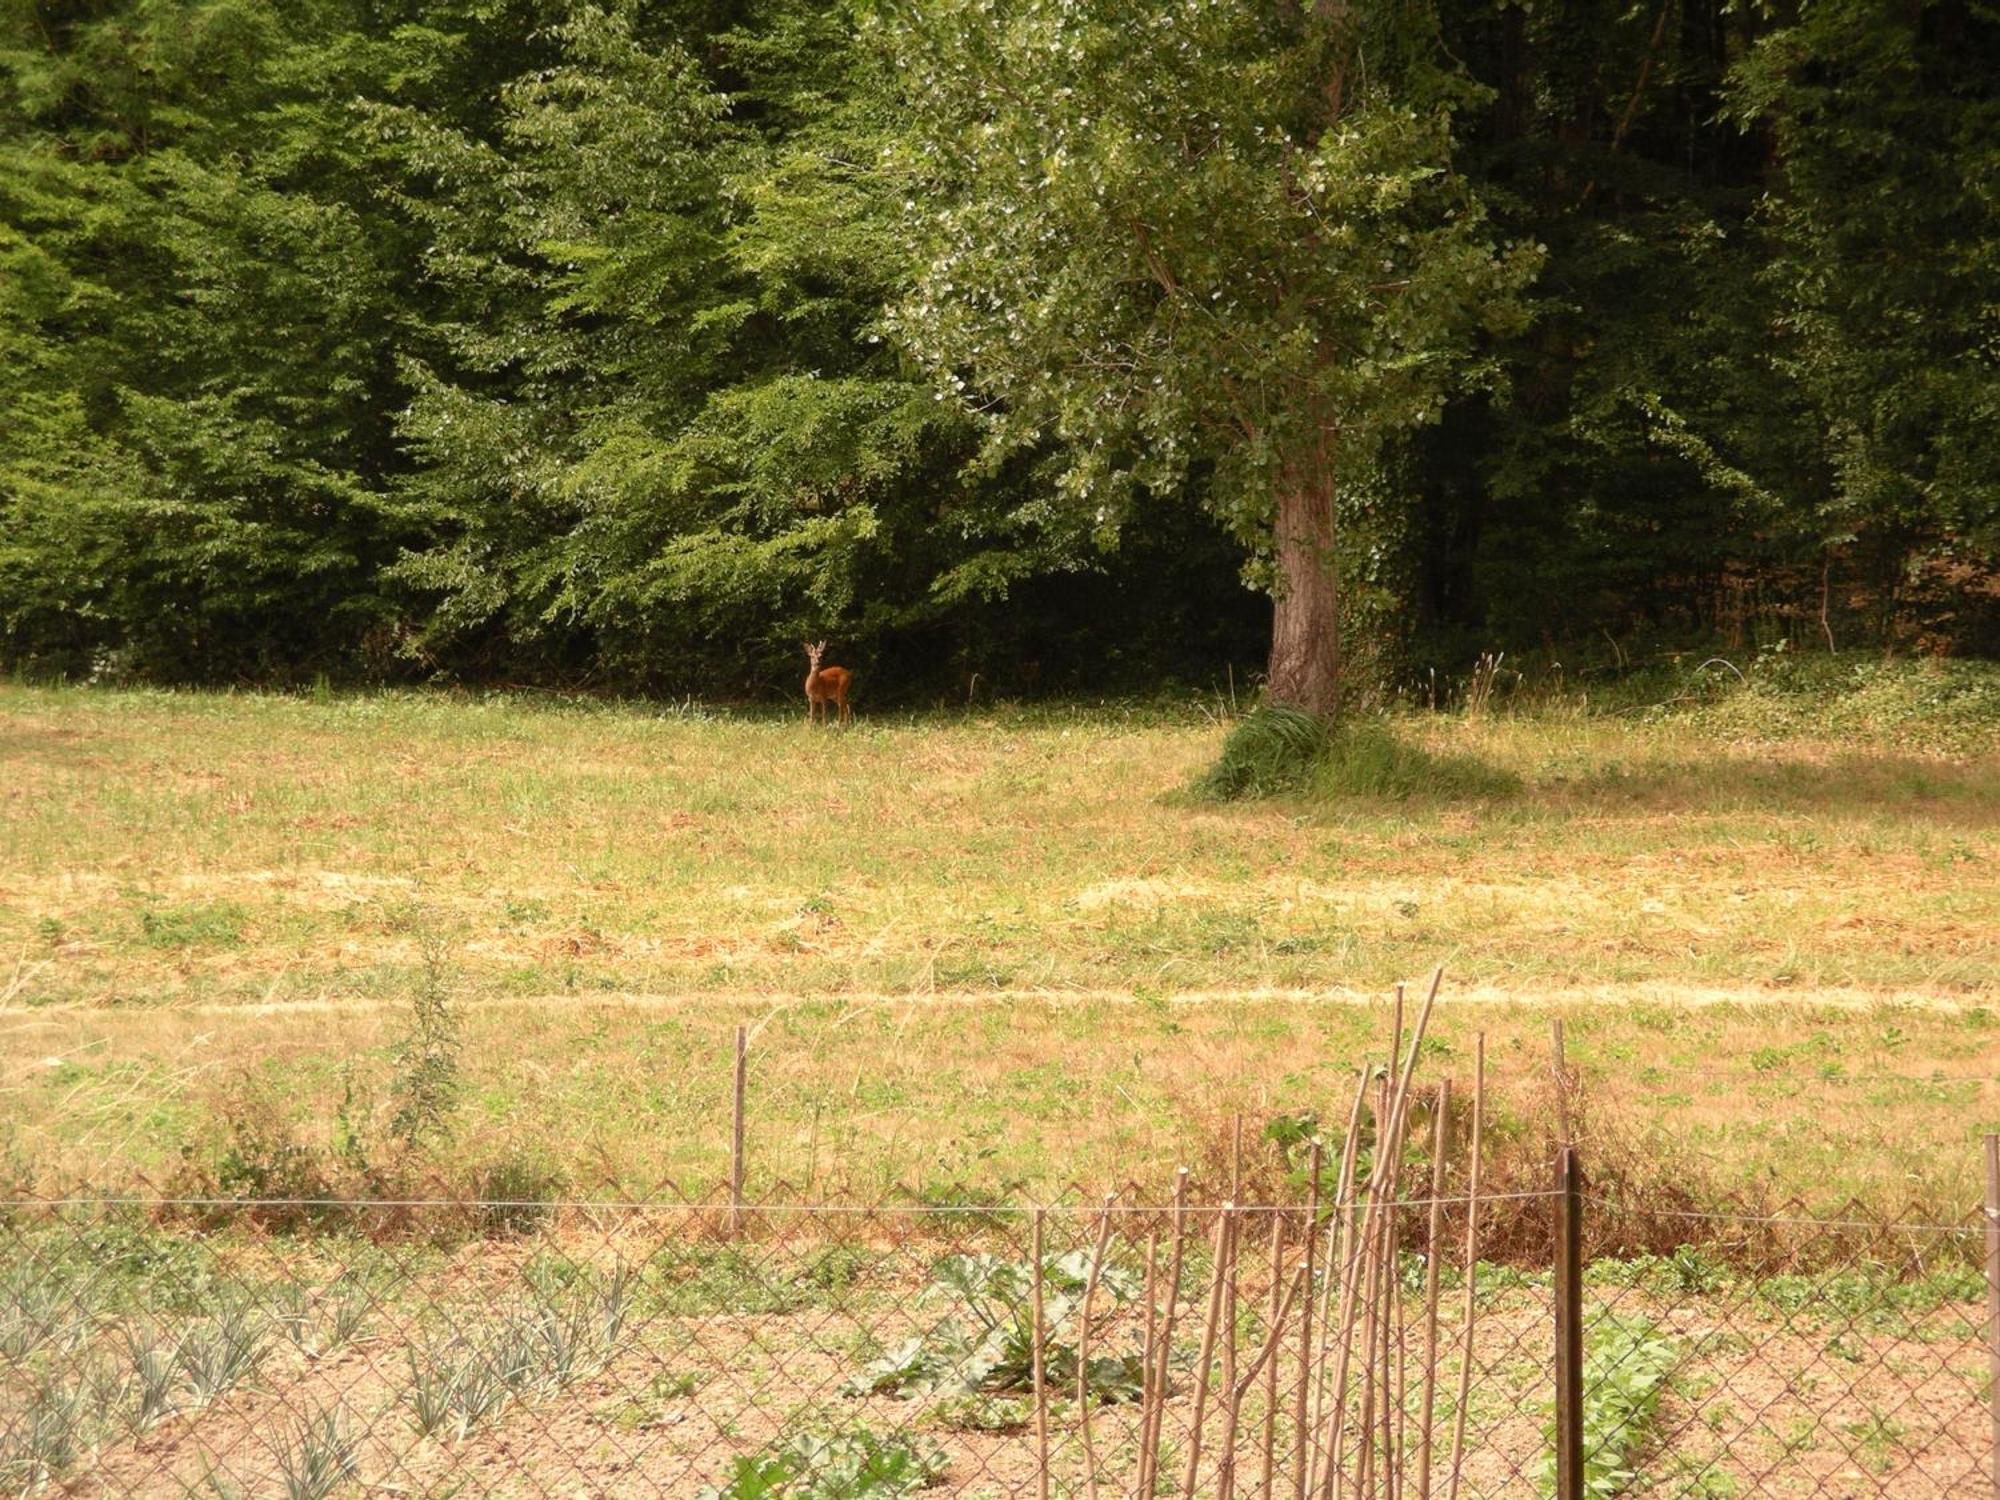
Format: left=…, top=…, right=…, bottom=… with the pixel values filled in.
left=1191, top=703, right=1329, bottom=800
left=1194, top=705, right=1518, bottom=803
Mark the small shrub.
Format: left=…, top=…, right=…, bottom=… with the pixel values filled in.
left=0, top=1274, right=86, bottom=1361
left=117, top=1324, right=180, bottom=1431
left=274, top=1280, right=371, bottom=1360
left=404, top=1268, right=635, bottom=1439
left=405, top=1339, right=513, bottom=1440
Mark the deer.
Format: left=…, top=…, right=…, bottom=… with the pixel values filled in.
left=803, top=641, right=853, bottom=726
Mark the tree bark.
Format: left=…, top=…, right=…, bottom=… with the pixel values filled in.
left=1265, top=469, right=1343, bottom=719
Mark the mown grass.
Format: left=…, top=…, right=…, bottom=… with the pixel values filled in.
left=0, top=656, right=1995, bottom=1208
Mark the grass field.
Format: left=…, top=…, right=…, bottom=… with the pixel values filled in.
left=1, top=658, right=1996, bottom=1210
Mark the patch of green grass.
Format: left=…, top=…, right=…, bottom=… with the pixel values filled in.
left=137, top=901, right=246, bottom=948
left=1312, top=718, right=1522, bottom=800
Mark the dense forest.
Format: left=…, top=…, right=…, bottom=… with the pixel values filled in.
left=2, top=0, right=1996, bottom=704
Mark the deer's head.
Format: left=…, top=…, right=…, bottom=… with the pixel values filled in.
left=804, top=641, right=826, bottom=670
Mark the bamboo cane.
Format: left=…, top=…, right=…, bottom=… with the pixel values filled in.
left=1443, top=1038, right=1484, bottom=1500
left=1144, top=1169, right=1192, bottom=1497
left=1415, top=1081, right=1452, bottom=1500
left=1309, top=1067, right=1372, bottom=1500
left=1261, top=1217, right=1286, bottom=1500
left=1182, top=1205, right=1235, bottom=1498
left=1033, top=1208, right=1050, bottom=1500
left=1140, top=1225, right=1161, bottom=1500
left=1292, top=1138, right=1322, bottom=1500
left=1079, top=1194, right=1117, bottom=1500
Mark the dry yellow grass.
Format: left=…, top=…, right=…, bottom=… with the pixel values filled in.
left=0, top=680, right=1995, bottom=1205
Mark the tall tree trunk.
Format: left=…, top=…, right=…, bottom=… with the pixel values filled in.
left=1265, top=469, right=1342, bottom=719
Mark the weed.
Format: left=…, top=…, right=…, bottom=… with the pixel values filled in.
left=475, top=1149, right=568, bottom=1237
left=1312, top=719, right=1520, bottom=800
left=921, top=1393, right=1030, bottom=1433
left=390, top=920, right=461, bottom=1150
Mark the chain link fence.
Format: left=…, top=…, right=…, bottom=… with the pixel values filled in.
left=0, top=1171, right=1993, bottom=1497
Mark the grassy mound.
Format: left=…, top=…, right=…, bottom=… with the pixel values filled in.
left=1191, top=703, right=1329, bottom=799
left=1195, top=706, right=1518, bottom=802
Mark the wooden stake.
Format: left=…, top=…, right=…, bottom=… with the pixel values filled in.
left=1415, top=1080, right=1451, bottom=1500
left=730, top=1023, right=747, bottom=1237
left=1311, top=1068, right=1373, bottom=1500
left=1078, top=1194, right=1116, bottom=1500
left=1183, top=1206, right=1234, bottom=1498
left=1219, top=1211, right=1243, bottom=1500
left=1234, top=1113, right=1247, bottom=1199
left=1553, top=1148, right=1584, bottom=1500
left=1033, top=1208, right=1050, bottom=1500
left=1984, top=1134, right=2000, bottom=1500
left=1293, top=1139, right=1322, bottom=1500
left=1141, top=1226, right=1162, bottom=1500
left=1226, top=1264, right=1310, bottom=1500
left=1444, top=1036, right=1485, bottom=1500
left=1550, top=1017, right=1572, bottom=1151
left=1144, top=1169, right=1193, bottom=1497
left=1261, top=1218, right=1287, bottom=1500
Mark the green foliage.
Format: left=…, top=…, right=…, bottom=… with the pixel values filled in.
left=1537, top=1314, right=1679, bottom=1498
left=843, top=1250, right=1144, bottom=1401
left=700, top=1427, right=948, bottom=1499
left=0, top=0, right=1994, bottom=689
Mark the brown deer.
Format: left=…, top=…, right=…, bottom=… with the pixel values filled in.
left=803, top=641, right=853, bottom=725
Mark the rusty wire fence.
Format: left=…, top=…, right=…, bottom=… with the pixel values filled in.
left=0, top=1173, right=1994, bottom=1498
